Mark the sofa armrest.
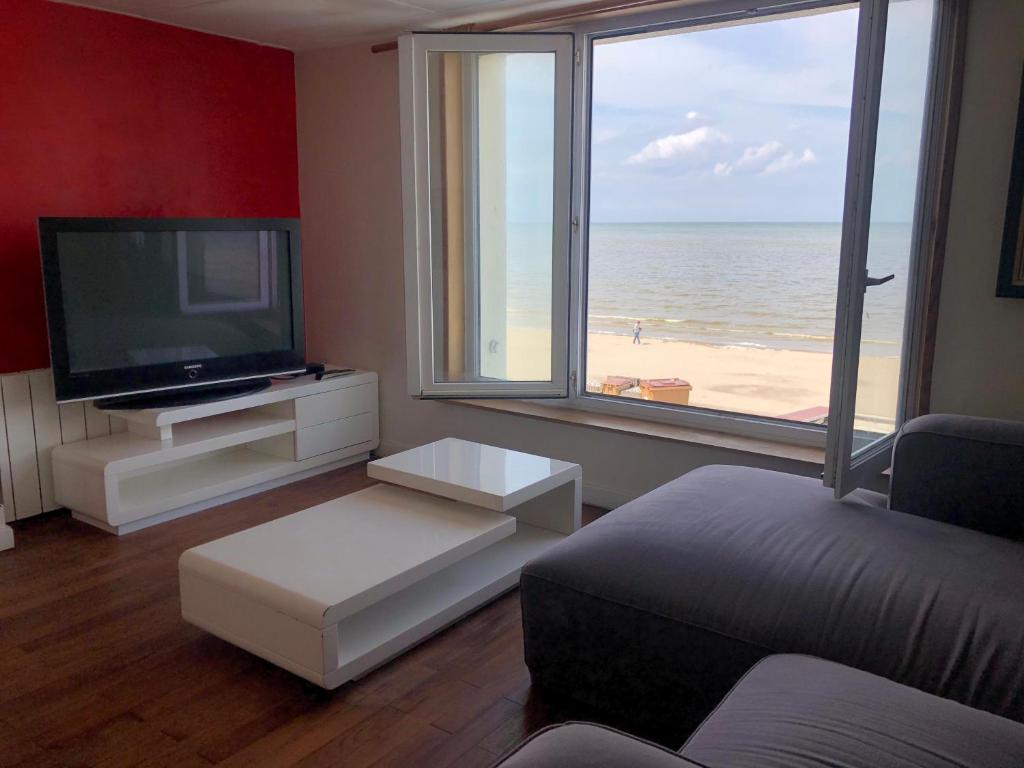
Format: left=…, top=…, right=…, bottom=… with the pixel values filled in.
left=492, top=723, right=698, bottom=768
left=890, top=414, right=1024, bottom=540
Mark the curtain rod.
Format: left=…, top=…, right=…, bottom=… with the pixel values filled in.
left=369, top=0, right=694, bottom=53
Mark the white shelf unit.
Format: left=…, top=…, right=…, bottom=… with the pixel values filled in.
left=53, top=371, right=379, bottom=535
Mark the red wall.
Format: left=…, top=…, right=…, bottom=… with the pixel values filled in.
left=0, top=0, right=300, bottom=374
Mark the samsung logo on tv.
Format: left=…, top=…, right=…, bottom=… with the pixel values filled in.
left=183, top=364, right=203, bottom=370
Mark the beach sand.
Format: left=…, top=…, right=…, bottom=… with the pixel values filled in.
left=507, top=327, right=899, bottom=428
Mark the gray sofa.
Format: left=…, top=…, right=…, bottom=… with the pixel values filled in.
left=520, top=414, right=1024, bottom=738
left=494, top=654, right=1024, bottom=767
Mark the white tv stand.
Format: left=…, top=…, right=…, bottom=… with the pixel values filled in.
left=52, top=370, right=379, bottom=535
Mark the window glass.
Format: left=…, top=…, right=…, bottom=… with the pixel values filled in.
left=426, top=50, right=556, bottom=384
left=585, top=7, right=860, bottom=424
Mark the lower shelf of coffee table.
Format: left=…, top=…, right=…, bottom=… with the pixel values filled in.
left=181, top=522, right=564, bottom=687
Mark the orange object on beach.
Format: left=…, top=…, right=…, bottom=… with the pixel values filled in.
left=639, top=378, right=692, bottom=405
left=601, top=376, right=637, bottom=395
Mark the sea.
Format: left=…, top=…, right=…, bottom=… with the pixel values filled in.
left=507, top=221, right=910, bottom=358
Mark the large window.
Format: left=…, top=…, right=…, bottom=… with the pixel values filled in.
left=584, top=8, right=859, bottom=427
left=399, top=0, right=958, bottom=495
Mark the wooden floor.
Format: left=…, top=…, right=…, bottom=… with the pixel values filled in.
left=0, top=463, right=603, bottom=768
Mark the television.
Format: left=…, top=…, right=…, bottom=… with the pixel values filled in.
left=39, top=218, right=306, bottom=408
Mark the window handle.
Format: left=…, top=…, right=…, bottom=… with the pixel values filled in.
left=865, top=272, right=895, bottom=287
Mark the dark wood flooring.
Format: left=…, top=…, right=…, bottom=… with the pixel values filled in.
left=0, top=462, right=604, bottom=767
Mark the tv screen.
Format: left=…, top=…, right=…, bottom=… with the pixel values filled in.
left=39, top=218, right=305, bottom=403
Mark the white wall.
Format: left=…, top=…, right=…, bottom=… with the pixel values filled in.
left=294, top=45, right=819, bottom=508
left=294, top=0, right=1024, bottom=505
left=930, top=0, right=1024, bottom=420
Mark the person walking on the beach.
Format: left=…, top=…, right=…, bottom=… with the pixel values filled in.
left=633, top=320, right=642, bottom=345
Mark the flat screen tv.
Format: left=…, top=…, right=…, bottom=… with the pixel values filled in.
left=39, top=218, right=306, bottom=407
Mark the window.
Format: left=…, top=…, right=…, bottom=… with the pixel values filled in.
left=399, top=0, right=959, bottom=494
left=582, top=7, right=859, bottom=430
left=399, top=34, right=573, bottom=398
left=826, top=0, right=945, bottom=494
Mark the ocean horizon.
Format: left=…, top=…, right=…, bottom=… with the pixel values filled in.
left=508, top=221, right=910, bottom=357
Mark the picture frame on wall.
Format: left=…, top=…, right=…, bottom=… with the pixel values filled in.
left=997, top=61, right=1024, bottom=298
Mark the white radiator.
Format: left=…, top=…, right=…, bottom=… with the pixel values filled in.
left=0, top=369, right=125, bottom=522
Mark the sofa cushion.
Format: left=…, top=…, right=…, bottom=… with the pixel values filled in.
left=890, top=413, right=1024, bottom=540
left=521, top=465, right=1024, bottom=730
left=682, top=654, right=1024, bottom=768
left=493, top=723, right=698, bottom=768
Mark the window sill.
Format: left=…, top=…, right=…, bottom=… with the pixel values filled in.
left=450, top=398, right=826, bottom=465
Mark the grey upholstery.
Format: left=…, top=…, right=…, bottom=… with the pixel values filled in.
left=492, top=656, right=1024, bottom=767
left=492, top=723, right=697, bottom=768
left=682, top=654, right=1024, bottom=768
left=521, top=464, right=1024, bottom=733
left=890, top=413, right=1024, bottom=540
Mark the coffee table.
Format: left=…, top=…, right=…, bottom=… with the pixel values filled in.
left=179, top=438, right=581, bottom=688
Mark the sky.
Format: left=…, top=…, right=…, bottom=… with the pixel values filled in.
left=589, top=8, right=861, bottom=223
left=499, top=1, right=934, bottom=225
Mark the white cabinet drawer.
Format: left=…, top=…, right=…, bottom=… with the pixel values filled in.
left=296, top=412, right=376, bottom=460
left=295, top=383, right=377, bottom=429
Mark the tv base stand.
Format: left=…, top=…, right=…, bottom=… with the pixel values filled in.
left=95, top=377, right=273, bottom=410
left=53, top=370, right=379, bottom=535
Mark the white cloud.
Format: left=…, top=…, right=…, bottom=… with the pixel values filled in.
left=762, top=147, right=817, bottom=174
left=712, top=142, right=817, bottom=177
left=686, top=110, right=706, bottom=121
left=626, top=126, right=730, bottom=165
left=714, top=140, right=783, bottom=176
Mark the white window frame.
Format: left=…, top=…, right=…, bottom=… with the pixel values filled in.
left=399, top=32, right=575, bottom=399
left=399, top=0, right=955, bottom=452
left=825, top=0, right=958, bottom=495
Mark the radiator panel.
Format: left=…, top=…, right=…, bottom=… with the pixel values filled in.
left=0, top=369, right=108, bottom=520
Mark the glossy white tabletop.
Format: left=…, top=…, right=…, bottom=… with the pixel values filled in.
left=181, top=483, right=516, bottom=627
left=367, top=438, right=580, bottom=512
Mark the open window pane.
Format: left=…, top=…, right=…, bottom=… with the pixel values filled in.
left=851, top=0, right=937, bottom=454
left=582, top=6, right=860, bottom=425
left=401, top=34, right=572, bottom=398
left=825, top=0, right=940, bottom=495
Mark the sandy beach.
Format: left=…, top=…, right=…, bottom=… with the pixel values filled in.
left=507, top=327, right=899, bottom=428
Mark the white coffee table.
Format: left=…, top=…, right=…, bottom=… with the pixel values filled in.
left=179, top=438, right=581, bottom=688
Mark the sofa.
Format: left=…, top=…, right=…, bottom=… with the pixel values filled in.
left=520, top=414, right=1024, bottom=738
left=494, top=654, right=1024, bottom=767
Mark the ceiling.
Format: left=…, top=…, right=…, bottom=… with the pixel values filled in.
left=56, top=0, right=587, bottom=51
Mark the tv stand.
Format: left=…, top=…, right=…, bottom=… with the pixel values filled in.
left=96, top=377, right=272, bottom=411
left=51, top=370, right=379, bottom=535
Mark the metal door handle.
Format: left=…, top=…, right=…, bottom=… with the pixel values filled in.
left=865, top=272, right=895, bottom=287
